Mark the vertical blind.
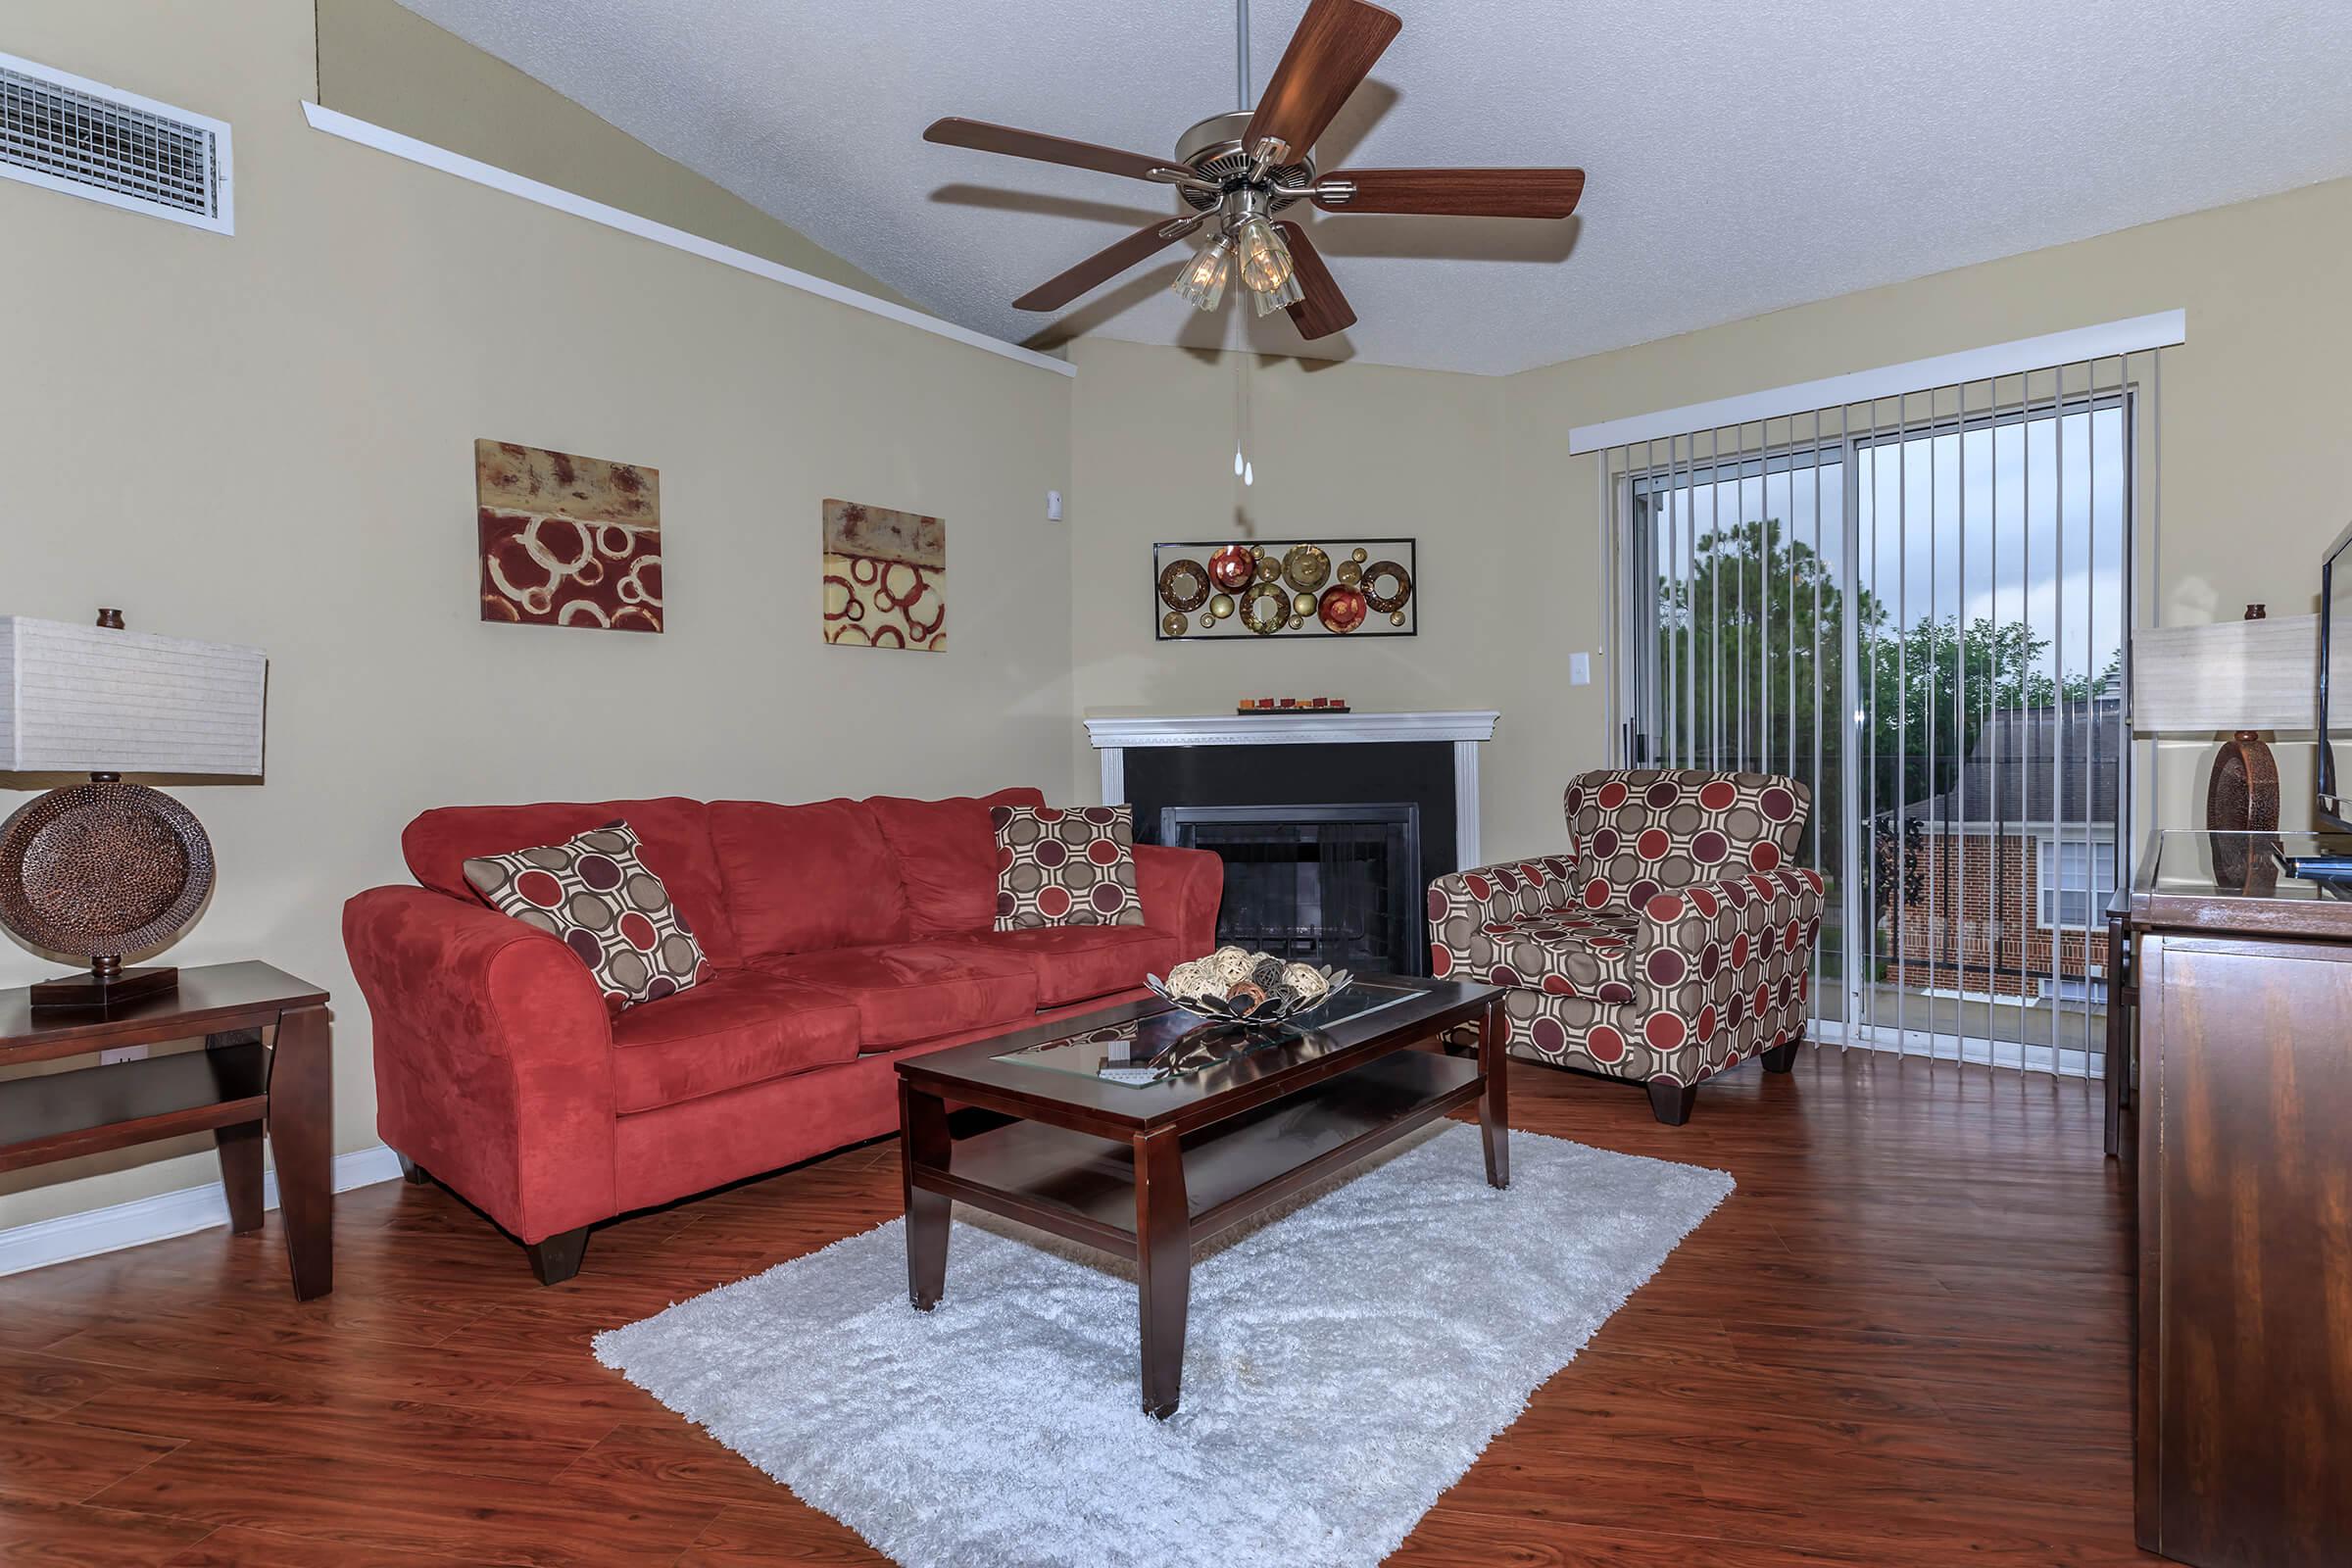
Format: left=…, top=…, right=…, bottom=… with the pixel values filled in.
left=1586, top=340, right=2167, bottom=1080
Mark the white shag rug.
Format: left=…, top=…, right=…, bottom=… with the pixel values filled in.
left=594, top=1123, right=1732, bottom=1568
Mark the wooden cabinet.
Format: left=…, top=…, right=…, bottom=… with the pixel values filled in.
left=2125, top=833, right=2352, bottom=1565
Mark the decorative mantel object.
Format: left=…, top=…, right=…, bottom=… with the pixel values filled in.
left=1154, top=537, right=1415, bottom=640
left=0, top=611, right=267, bottom=1014
left=823, top=500, right=947, bottom=652
left=2132, top=604, right=2315, bottom=885
left=1238, top=697, right=1348, bottom=713
left=1084, top=709, right=1498, bottom=869
left=477, top=440, right=663, bottom=633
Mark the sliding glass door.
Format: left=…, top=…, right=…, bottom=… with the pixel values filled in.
left=1614, top=368, right=2134, bottom=1077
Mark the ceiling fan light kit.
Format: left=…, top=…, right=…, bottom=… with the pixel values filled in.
left=922, top=0, right=1585, bottom=342
left=1173, top=235, right=1233, bottom=312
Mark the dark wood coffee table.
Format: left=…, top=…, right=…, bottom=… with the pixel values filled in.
left=894, top=976, right=1506, bottom=1418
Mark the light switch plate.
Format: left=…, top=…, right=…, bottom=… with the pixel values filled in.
left=1046, top=489, right=1063, bottom=521
left=1569, top=652, right=1592, bottom=685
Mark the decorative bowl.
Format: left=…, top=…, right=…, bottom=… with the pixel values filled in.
left=1146, top=946, right=1353, bottom=1032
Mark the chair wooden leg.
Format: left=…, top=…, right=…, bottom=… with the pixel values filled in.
left=1761, top=1041, right=1798, bottom=1073
left=1646, top=1080, right=1697, bottom=1126
left=525, top=1227, right=591, bottom=1286
left=395, top=1152, right=432, bottom=1186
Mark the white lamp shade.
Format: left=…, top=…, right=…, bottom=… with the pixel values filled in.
left=2131, top=612, right=2317, bottom=734
left=0, top=615, right=266, bottom=775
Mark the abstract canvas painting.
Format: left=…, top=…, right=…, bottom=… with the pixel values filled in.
left=477, top=440, right=663, bottom=633
left=822, top=499, right=946, bottom=652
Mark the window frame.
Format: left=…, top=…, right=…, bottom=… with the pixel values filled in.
left=2037, top=834, right=2117, bottom=931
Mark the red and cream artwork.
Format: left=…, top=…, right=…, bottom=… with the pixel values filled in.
left=822, top=499, right=945, bottom=653
left=477, top=440, right=663, bottom=633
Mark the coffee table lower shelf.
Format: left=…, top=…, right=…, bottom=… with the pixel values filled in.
left=917, top=1049, right=1483, bottom=1255
left=899, top=1028, right=1507, bottom=1418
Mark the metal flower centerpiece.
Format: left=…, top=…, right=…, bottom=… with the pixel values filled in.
left=1146, top=945, right=1353, bottom=1033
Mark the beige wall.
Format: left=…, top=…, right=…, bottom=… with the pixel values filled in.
left=1065, top=340, right=1562, bottom=853
left=1500, top=172, right=2352, bottom=857
left=0, top=0, right=1075, bottom=1231
left=315, top=0, right=921, bottom=313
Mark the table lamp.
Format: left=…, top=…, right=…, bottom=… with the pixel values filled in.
left=2131, top=604, right=2314, bottom=884
left=0, top=610, right=267, bottom=1015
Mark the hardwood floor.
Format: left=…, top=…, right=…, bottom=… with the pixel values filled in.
left=0, top=1048, right=2151, bottom=1566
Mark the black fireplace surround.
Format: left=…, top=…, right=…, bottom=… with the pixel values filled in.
left=1126, top=742, right=1458, bottom=976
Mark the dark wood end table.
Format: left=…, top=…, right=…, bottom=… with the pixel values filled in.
left=0, top=960, right=333, bottom=1299
left=895, top=976, right=1506, bottom=1418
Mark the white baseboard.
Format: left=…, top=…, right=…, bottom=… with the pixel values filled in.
left=0, top=1144, right=403, bottom=1279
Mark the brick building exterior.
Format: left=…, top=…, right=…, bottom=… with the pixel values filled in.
left=1887, top=699, right=2121, bottom=1001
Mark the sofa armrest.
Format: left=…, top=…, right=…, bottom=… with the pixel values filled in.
left=343, top=886, right=617, bottom=1243
left=1135, top=843, right=1223, bottom=957
left=1628, top=868, right=1828, bottom=1003
left=1426, top=856, right=1583, bottom=977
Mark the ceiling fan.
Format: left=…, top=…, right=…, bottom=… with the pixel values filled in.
left=922, top=0, right=1585, bottom=341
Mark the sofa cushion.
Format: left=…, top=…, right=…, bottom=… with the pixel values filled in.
left=404, top=798, right=739, bottom=966
left=709, top=799, right=909, bottom=960
left=463, top=821, right=710, bottom=1015
left=992, top=805, right=1145, bottom=929
left=867, top=787, right=1048, bottom=936
left=943, top=925, right=1179, bottom=1007
left=609, top=970, right=862, bottom=1114
left=760, top=942, right=1039, bottom=1051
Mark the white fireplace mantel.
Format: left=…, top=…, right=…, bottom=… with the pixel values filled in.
left=1083, top=710, right=1500, bottom=869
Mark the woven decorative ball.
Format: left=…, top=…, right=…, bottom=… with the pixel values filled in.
left=1208, top=947, right=1254, bottom=987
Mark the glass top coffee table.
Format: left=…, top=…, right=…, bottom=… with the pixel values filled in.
left=894, top=975, right=1506, bottom=1418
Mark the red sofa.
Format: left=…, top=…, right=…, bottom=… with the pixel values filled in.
left=343, top=787, right=1221, bottom=1282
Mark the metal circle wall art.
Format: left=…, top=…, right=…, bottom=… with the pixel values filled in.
left=1152, top=538, right=1415, bottom=642
left=1157, top=558, right=1210, bottom=612
left=1316, top=583, right=1369, bottom=634
left=1282, top=544, right=1330, bottom=592
left=1360, top=560, right=1413, bottom=615
left=1239, top=581, right=1291, bottom=636
left=1206, top=544, right=1257, bottom=592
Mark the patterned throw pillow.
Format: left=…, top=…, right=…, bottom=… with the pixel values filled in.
left=992, top=805, right=1145, bottom=930
left=463, top=821, right=709, bottom=1014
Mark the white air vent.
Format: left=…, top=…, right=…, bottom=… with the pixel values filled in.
left=0, top=51, right=231, bottom=234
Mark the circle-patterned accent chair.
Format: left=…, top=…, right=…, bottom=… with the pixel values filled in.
left=1426, top=769, right=1824, bottom=1125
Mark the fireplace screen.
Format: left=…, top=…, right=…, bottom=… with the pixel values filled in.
left=1160, top=804, right=1422, bottom=975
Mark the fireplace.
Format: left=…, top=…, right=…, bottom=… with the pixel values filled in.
left=1085, top=710, right=1499, bottom=981
left=1161, top=805, right=1422, bottom=973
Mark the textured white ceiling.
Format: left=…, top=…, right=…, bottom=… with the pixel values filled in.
left=396, top=0, right=2352, bottom=376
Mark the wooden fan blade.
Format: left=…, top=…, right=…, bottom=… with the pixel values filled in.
left=1013, top=217, right=1203, bottom=312
left=1245, top=0, right=1401, bottom=160
left=1273, top=221, right=1356, bottom=340
left=924, top=118, right=1170, bottom=183
left=1316, top=168, right=1587, bottom=219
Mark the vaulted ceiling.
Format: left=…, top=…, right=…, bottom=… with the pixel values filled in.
left=397, top=0, right=2352, bottom=376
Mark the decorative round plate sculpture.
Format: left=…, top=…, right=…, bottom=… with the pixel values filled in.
left=1282, top=544, right=1331, bottom=592
left=1361, top=560, right=1413, bottom=614
left=1239, top=581, right=1291, bottom=636
left=0, top=781, right=214, bottom=963
left=1156, top=558, right=1210, bottom=612
left=1317, top=583, right=1369, bottom=634
left=1206, top=544, right=1257, bottom=592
